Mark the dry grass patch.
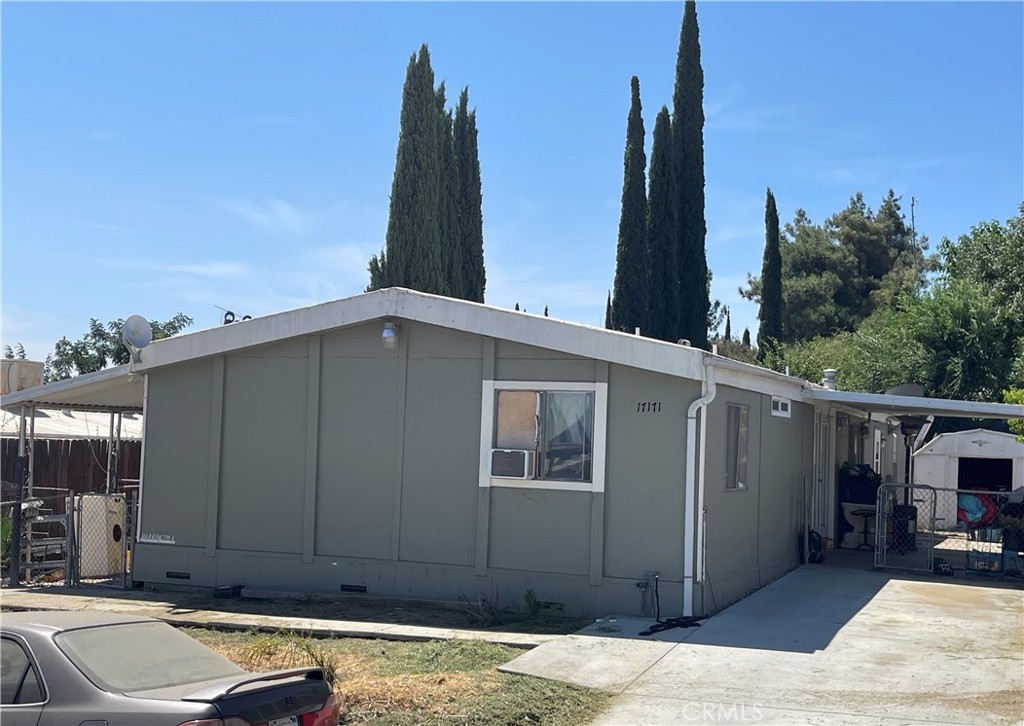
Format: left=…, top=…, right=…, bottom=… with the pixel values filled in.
left=184, top=627, right=611, bottom=725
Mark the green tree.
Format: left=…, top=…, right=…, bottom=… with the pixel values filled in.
left=723, top=310, right=731, bottom=341
left=743, top=191, right=930, bottom=344
left=611, top=76, right=650, bottom=334
left=44, top=313, right=193, bottom=382
left=454, top=87, right=486, bottom=302
left=368, top=45, right=446, bottom=294
left=436, top=82, right=461, bottom=298
left=646, top=106, right=678, bottom=342
left=773, top=205, right=1024, bottom=401
left=757, top=187, right=783, bottom=361
left=672, top=0, right=709, bottom=349
left=604, top=292, right=612, bottom=329
left=3, top=343, right=26, bottom=359
left=1005, top=388, right=1024, bottom=441
left=939, top=204, right=1024, bottom=335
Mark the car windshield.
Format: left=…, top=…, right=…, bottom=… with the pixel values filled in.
left=54, top=621, right=245, bottom=692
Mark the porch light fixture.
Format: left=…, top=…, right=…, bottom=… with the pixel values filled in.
left=381, top=321, right=399, bottom=350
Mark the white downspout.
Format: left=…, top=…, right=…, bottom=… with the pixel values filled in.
left=696, top=362, right=717, bottom=592
left=683, top=357, right=716, bottom=617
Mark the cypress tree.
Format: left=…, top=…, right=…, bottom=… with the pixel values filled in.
left=611, top=76, right=650, bottom=334
left=454, top=88, right=486, bottom=302
left=672, top=0, right=709, bottom=349
left=646, top=106, right=679, bottom=342
left=724, top=309, right=731, bottom=341
left=370, top=45, right=445, bottom=294
left=741, top=327, right=751, bottom=348
left=436, top=82, right=460, bottom=298
left=605, top=292, right=612, bottom=329
left=757, top=187, right=783, bottom=361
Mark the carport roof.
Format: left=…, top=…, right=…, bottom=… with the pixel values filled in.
left=804, top=388, right=1024, bottom=420
left=0, top=365, right=142, bottom=413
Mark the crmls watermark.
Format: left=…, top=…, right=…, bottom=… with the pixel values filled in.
left=680, top=702, right=764, bottom=723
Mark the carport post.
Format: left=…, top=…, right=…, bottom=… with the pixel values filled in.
left=8, top=406, right=27, bottom=585
left=106, top=414, right=115, bottom=493
left=28, top=406, right=36, bottom=497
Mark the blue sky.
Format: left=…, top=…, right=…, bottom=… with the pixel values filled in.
left=3, top=1, right=1022, bottom=362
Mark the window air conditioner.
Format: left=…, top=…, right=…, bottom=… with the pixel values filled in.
left=490, top=449, right=535, bottom=479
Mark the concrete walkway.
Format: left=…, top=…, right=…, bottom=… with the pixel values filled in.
left=0, top=586, right=559, bottom=648
left=501, top=566, right=1024, bottom=725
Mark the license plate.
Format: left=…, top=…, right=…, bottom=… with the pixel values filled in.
left=268, top=718, right=298, bottom=726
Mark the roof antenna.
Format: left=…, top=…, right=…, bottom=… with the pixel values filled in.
left=215, top=304, right=252, bottom=325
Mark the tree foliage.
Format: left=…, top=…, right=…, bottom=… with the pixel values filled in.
left=757, top=187, right=782, bottom=361
left=770, top=204, right=1024, bottom=402
left=610, top=76, right=649, bottom=334
left=646, top=106, right=678, bottom=342
left=3, top=344, right=26, bottom=360
left=368, top=46, right=485, bottom=301
left=44, top=313, right=193, bottom=382
left=743, top=190, right=931, bottom=344
left=672, top=0, right=709, bottom=349
left=454, top=88, right=486, bottom=302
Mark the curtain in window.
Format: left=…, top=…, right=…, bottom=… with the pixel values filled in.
left=541, top=392, right=594, bottom=481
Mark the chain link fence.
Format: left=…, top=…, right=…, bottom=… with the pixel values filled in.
left=876, top=484, right=1024, bottom=579
left=3, top=490, right=137, bottom=588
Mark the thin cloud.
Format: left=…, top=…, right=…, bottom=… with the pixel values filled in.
left=213, top=197, right=311, bottom=236
left=111, top=260, right=250, bottom=278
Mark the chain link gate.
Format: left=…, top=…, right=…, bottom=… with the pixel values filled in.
left=875, top=483, right=937, bottom=572
left=875, top=484, right=1021, bottom=578
left=69, top=492, right=136, bottom=588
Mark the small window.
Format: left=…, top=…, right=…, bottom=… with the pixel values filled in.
left=726, top=404, right=749, bottom=490
left=1, top=638, right=44, bottom=705
left=494, top=389, right=595, bottom=483
left=771, top=396, right=791, bottom=418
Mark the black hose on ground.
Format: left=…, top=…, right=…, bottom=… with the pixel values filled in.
left=638, top=575, right=706, bottom=636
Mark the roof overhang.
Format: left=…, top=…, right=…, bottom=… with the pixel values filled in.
left=0, top=365, right=142, bottom=413
left=804, top=388, right=1024, bottom=421
left=130, top=287, right=709, bottom=382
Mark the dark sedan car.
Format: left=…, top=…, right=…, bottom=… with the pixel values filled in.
left=1, top=611, right=340, bottom=726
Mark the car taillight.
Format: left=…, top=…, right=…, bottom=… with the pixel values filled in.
left=178, top=719, right=252, bottom=726
left=300, top=692, right=341, bottom=726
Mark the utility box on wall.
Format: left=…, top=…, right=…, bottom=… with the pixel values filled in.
left=74, top=494, right=126, bottom=578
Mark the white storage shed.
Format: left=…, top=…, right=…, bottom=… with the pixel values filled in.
left=913, top=428, right=1024, bottom=492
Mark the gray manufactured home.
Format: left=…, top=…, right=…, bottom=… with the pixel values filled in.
left=128, top=288, right=815, bottom=617
left=5, top=288, right=1021, bottom=617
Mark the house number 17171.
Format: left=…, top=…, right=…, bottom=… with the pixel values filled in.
left=636, top=402, right=661, bottom=413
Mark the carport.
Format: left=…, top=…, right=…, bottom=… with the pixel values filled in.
left=2, top=365, right=142, bottom=586
left=801, top=387, right=1023, bottom=578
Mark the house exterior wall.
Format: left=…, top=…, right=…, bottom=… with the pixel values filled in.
left=697, top=383, right=812, bottom=614
left=134, top=321, right=764, bottom=617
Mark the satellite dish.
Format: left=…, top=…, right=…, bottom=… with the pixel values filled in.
left=122, top=315, right=152, bottom=363
left=885, top=383, right=925, bottom=398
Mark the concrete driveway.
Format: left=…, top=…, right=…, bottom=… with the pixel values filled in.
left=500, top=565, right=1023, bottom=725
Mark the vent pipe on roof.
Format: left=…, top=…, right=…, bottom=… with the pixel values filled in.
left=822, top=369, right=838, bottom=390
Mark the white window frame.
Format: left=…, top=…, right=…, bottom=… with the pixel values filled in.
left=770, top=395, right=792, bottom=419
left=479, top=380, right=607, bottom=493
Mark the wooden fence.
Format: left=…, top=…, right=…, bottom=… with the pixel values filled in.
left=2, top=438, right=141, bottom=514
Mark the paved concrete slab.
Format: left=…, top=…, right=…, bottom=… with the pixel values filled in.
left=0, top=587, right=559, bottom=648
left=507, top=565, right=1024, bottom=725
left=500, top=634, right=678, bottom=691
